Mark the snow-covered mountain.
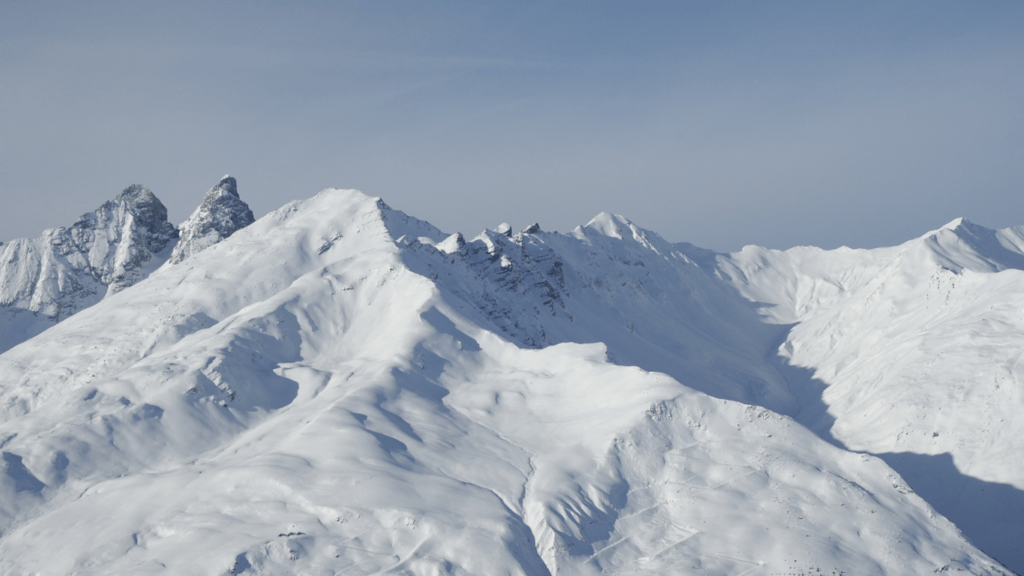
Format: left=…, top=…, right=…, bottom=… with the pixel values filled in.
left=169, top=176, right=255, bottom=265
left=0, top=187, right=1019, bottom=575
left=0, top=177, right=254, bottom=355
left=719, top=218, right=1024, bottom=569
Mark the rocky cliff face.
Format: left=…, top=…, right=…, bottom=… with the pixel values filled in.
left=169, top=175, right=255, bottom=265
left=0, top=185, right=178, bottom=352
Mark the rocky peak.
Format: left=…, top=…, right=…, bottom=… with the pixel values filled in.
left=213, top=175, right=239, bottom=198
left=0, top=183, right=179, bottom=352
left=116, top=185, right=173, bottom=235
left=75, top=184, right=179, bottom=258
left=42, top=183, right=178, bottom=292
left=169, top=175, right=255, bottom=264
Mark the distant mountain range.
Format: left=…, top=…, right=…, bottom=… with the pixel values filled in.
left=0, top=182, right=1019, bottom=574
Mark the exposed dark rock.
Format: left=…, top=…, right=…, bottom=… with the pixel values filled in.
left=0, top=184, right=178, bottom=352
left=169, top=176, right=255, bottom=264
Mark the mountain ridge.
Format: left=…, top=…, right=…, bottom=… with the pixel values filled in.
left=0, top=187, right=1020, bottom=574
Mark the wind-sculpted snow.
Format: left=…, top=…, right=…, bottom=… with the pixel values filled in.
left=169, top=175, right=256, bottom=264
left=0, top=189, right=1016, bottom=574
left=0, top=184, right=177, bottom=354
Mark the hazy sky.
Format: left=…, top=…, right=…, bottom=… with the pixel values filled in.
left=2, top=1, right=1022, bottom=251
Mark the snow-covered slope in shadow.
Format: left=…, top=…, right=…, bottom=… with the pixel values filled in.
left=0, top=190, right=1007, bottom=574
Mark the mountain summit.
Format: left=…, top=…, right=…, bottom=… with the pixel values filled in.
left=169, top=175, right=255, bottom=264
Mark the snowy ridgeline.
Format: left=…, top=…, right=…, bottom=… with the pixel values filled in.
left=0, top=187, right=1022, bottom=575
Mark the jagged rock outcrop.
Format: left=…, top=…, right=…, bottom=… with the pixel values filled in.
left=0, top=185, right=178, bottom=352
left=0, top=183, right=175, bottom=313
left=168, top=175, right=255, bottom=264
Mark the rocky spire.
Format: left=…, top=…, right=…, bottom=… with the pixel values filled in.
left=169, top=176, right=255, bottom=264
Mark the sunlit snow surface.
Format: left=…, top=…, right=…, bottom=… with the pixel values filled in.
left=0, top=190, right=1018, bottom=574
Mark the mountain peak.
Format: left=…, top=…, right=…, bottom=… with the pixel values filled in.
left=939, top=216, right=973, bottom=231
left=918, top=216, right=1024, bottom=273
left=168, top=176, right=255, bottom=264
left=520, top=222, right=541, bottom=235
left=115, top=183, right=153, bottom=202
left=215, top=175, right=239, bottom=198
left=112, top=184, right=170, bottom=228
left=585, top=212, right=632, bottom=238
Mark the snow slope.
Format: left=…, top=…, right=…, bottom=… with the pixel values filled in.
left=719, top=217, right=1024, bottom=569
left=398, top=211, right=1024, bottom=571
left=0, top=189, right=1013, bottom=575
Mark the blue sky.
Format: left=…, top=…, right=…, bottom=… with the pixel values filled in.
left=2, top=1, right=1022, bottom=251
